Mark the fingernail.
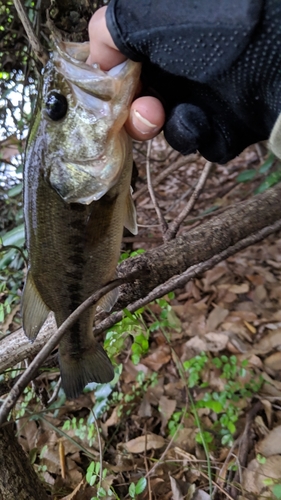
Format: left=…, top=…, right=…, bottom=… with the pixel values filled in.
left=131, top=109, right=159, bottom=135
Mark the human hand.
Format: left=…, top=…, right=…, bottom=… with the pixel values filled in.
left=93, top=0, right=281, bottom=164
left=87, top=7, right=165, bottom=142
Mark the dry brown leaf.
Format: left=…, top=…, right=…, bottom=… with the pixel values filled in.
left=183, top=336, right=206, bottom=353
left=261, top=399, right=273, bottom=428
left=138, top=395, right=152, bottom=418
left=256, top=425, right=281, bottom=456
left=243, top=455, right=281, bottom=495
left=60, top=478, right=86, bottom=500
left=254, top=329, right=281, bottom=354
left=158, top=395, right=177, bottom=431
left=264, top=351, right=281, bottom=372
left=244, top=320, right=256, bottom=334
left=142, top=345, right=171, bottom=371
left=121, top=433, right=165, bottom=454
left=174, top=428, right=197, bottom=453
left=103, top=406, right=120, bottom=429
left=170, top=476, right=194, bottom=500
left=206, top=306, right=228, bottom=331
left=17, top=418, right=38, bottom=452
left=202, top=265, right=227, bottom=291
left=228, top=283, right=250, bottom=294
left=192, top=491, right=211, bottom=500
left=252, top=284, right=267, bottom=302
left=204, top=332, right=229, bottom=351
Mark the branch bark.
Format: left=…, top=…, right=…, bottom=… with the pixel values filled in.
left=0, top=423, right=48, bottom=500
left=0, top=183, right=280, bottom=377
left=116, top=182, right=281, bottom=307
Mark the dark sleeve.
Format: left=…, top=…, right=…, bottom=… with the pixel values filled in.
left=106, top=0, right=264, bottom=84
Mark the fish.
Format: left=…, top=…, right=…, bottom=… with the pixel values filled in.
left=22, top=37, right=141, bottom=399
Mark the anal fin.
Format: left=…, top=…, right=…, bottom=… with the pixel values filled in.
left=97, top=285, right=119, bottom=312
left=21, top=270, right=50, bottom=340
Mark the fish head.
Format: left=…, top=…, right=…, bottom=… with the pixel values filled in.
left=40, top=38, right=141, bottom=203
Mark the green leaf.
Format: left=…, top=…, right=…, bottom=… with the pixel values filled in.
left=258, top=152, right=275, bottom=173
left=124, top=308, right=137, bottom=322
left=227, top=421, right=236, bottom=434
left=131, top=353, right=141, bottom=365
left=135, top=477, right=147, bottom=495
left=86, top=462, right=96, bottom=484
left=129, top=482, right=136, bottom=498
left=204, top=400, right=223, bottom=413
left=7, top=183, right=23, bottom=197
left=255, top=170, right=281, bottom=194
left=236, top=169, right=256, bottom=182
left=272, top=484, right=281, bottom=499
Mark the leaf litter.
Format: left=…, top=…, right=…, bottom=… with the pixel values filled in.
left=3, top=136, right=281, bottom=499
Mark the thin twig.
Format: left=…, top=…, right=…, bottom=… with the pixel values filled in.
left=94, top=217, right=281, bottom=338
left=0, top=271, right=141, bottom=426
left=133, top=155, right=197, bottom=201
left=13, top=0, right=48, bottom=65
left=146, top=140, right=168, bottom=236
left=47, top=377, right=61, bottom=405
left=164, top=161, right=213, bottom=241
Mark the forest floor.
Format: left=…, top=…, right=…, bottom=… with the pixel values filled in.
left=7, top=136, right=281, bottom=500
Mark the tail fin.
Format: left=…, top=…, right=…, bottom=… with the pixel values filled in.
left=59, top=341, right=114, bottom=399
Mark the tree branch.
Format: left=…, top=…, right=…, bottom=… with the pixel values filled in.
left=13, top=0, right=49, bottom=65
left=0, top=184, right=280, bottom=396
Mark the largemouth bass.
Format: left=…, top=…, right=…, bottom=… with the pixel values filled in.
left=22, top=38, right=141, bottom=399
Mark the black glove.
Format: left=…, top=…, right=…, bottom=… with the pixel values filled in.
left=106, top=0, right=281, bottom=163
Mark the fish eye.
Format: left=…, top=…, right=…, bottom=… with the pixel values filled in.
left=45, top=91, right=68, bottom=121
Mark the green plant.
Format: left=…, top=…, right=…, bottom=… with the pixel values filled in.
left=16, top=386, right=39, bottom=419
left=236, top=152, right=281, bottom=193
left=263, top=478, right=281, bottom=499
left=104, top=307, right=149, bottom=366
left=86, top=461, right=113, bottom=499
left=168, top=353, right=263, bottom=447
left=129, top=478, right=147, bottom=499
left=110, top=370, right=158, bottom=419
left=62, top=417, right=97, bottom=447
left=104, top=291, right=177, bottom=367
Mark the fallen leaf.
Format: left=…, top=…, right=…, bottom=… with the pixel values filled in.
left=264, top=352, right=281, bottom=372
left=253, top=329, right=281, bottom=354
left=253, top=284, right=267, bottom=302
left=243, top=456, right=281, bottom=495
left=170, top=476, right=194, bottom=500
left=142, top=345, right=171, bottom=371
left=121, top=434, right=165, bottom=454
left=206, top=306, right=229, bottom=331
left=138, top=395, right=152, bottom=418
left=158, top=395, right=177, bottom=431
left=192, top=490, right=211, bottom=500
left=60, top=478, right=86, bottom=500
left=228, top=283, right=249, bottom=294
left=256, top=425, right=281, bottom=456
left=244, top=321, right=256, bottom=334
left=204, top=332, right=229, bottom=352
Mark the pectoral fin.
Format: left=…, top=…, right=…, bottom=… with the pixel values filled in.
left=124, top=188, right=138, bottom=235
left=21, top=271, right=50, bottom=340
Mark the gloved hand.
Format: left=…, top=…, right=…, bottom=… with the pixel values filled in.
left=90, top=0, right=281, bottom=164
